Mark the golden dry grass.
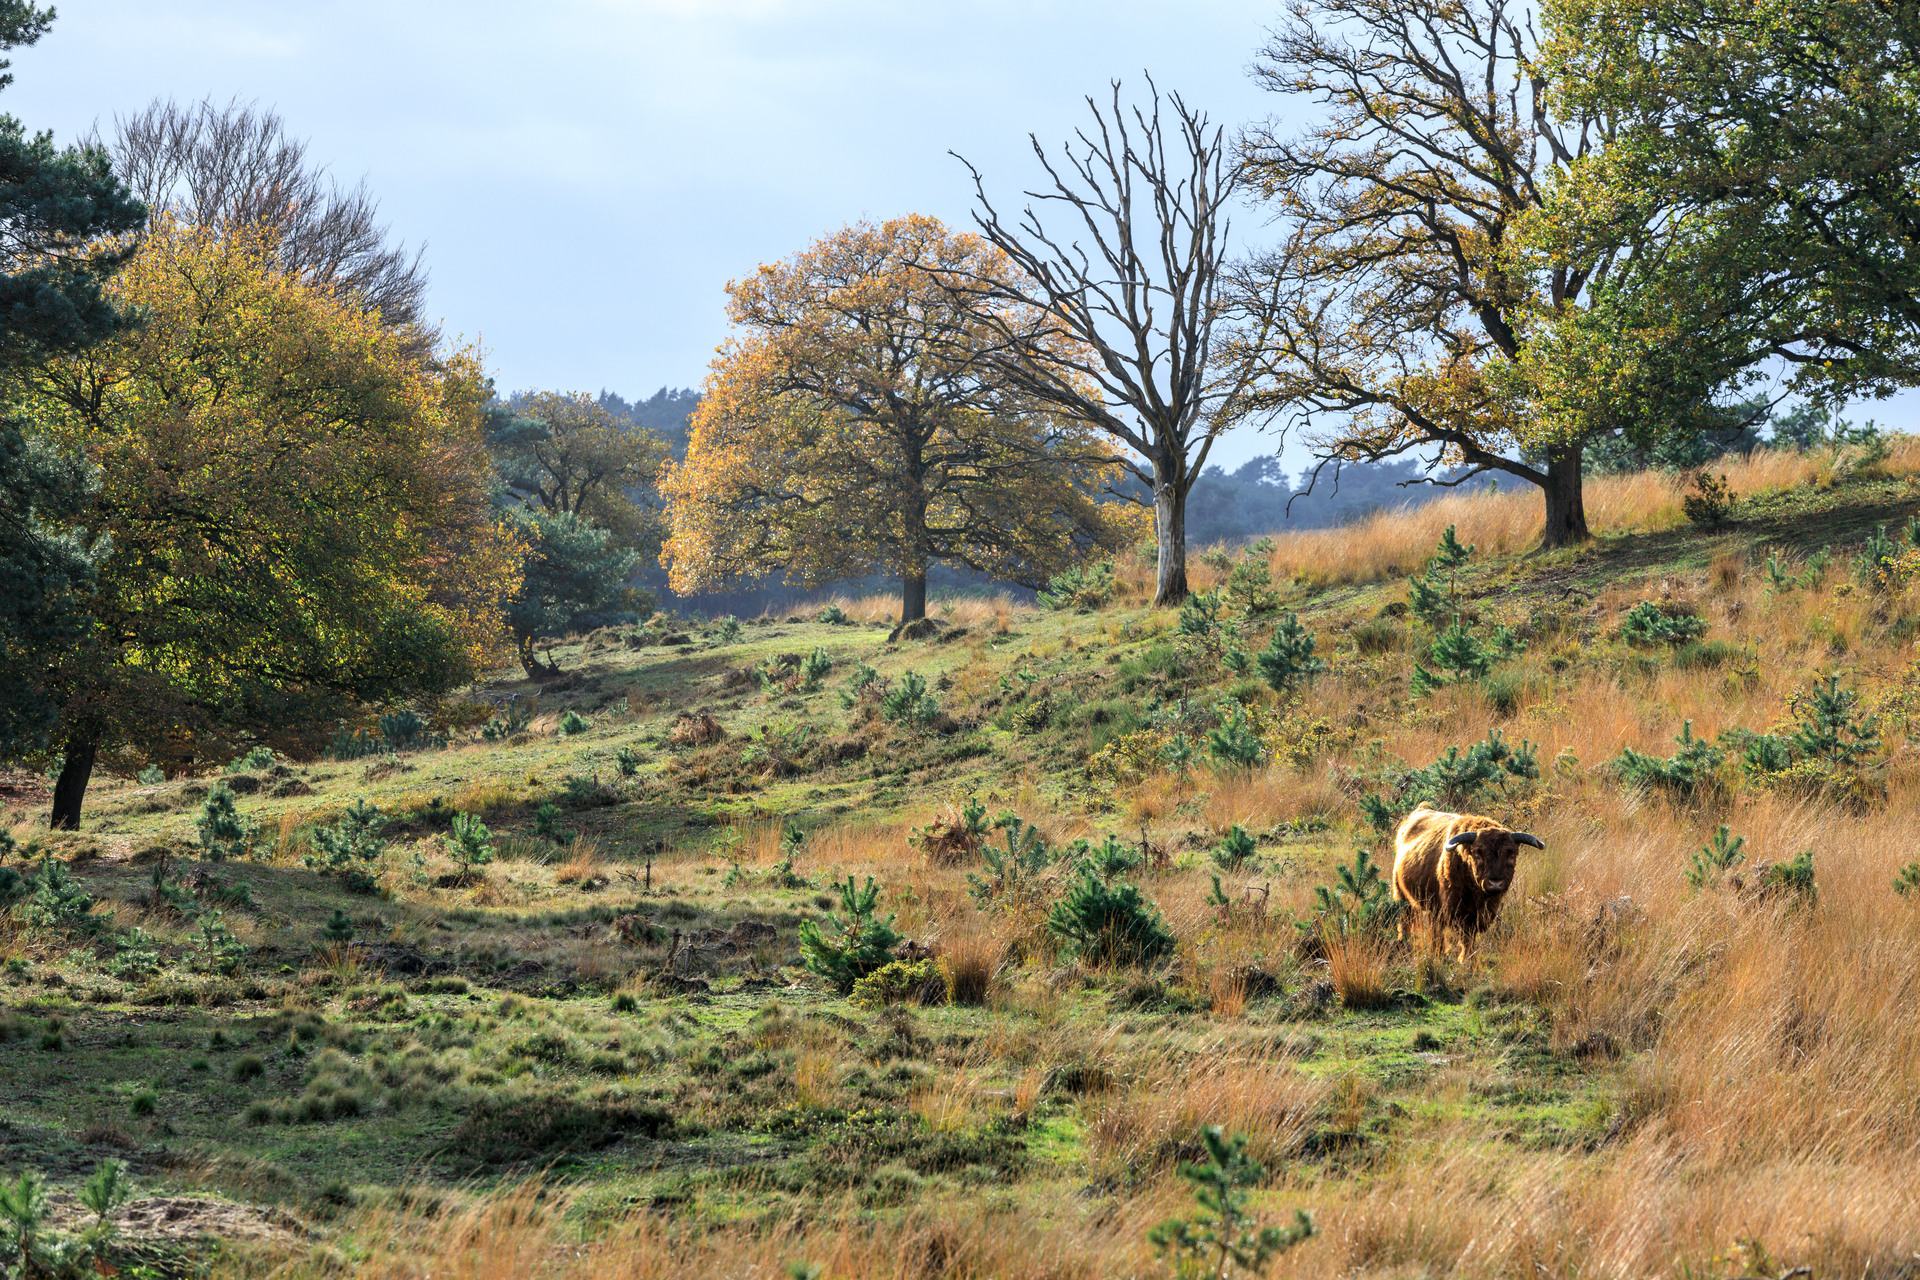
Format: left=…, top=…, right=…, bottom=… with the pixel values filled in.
left=208, top=450, right=1920, bottom=1279
left=1257, top=439, right=1920, bottom=587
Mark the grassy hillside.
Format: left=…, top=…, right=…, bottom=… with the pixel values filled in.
left=5, top=441, right=1920, bottom=1278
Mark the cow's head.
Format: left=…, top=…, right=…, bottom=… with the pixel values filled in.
left=1443, top=828, right=1544, bottom=895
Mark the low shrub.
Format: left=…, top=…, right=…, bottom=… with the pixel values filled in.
left=440, top=1093, right=673, bottom=1171
left=1047, top=874, right=1175, bottom=967
left=849, top=958, right=946, bottom=1008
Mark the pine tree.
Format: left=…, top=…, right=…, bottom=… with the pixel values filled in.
left=1148, top=1126, right=1315, bottom=1278
left=1427, top=618, right=1494, bottom=682
left=1790, top=675, right=1881, bottom=765
left=195, top=783, right=257, bottom=862
left=1212, top=824, right=1259, bottom=871
left=1046, top=874, right=1175, bottom=966
left=321, top=909, right=357, bottom=943
left=1255, top=612, right=1327, bottom=693
left=799, top=875, right=900, bottom=992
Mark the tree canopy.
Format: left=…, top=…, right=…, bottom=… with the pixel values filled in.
left=1227, top=0, right=1706, bottom=548
left=662, top=215, right=1136, bottom=622
left=1537, top=0, right=1920, bottom=405
left=487, top=390, right=669, bottom=556
left=15, top=218, right=518, bottom=826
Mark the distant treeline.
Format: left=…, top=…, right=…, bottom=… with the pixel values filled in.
left=588, top=388, right=1874, bottom=615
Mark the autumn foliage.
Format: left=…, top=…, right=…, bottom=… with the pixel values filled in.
left=662, top=215, right=1138, bottom=622
left=17, top=217, right=519, bottom=818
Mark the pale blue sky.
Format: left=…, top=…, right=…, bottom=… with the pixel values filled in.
left=7, top=0, right=1305, bottom=467
left=8, top=1, right=1912, bottom=473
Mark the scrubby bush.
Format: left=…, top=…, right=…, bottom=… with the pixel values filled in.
left=558, top=710, right=591, bottom=737
left=1038, top=558, right=1115, bottom=611
left=1047, top=874, right=1175, bottom=967
left=849, top=958, right=946, bottom=1008
left=1620, top=601, right=1709, bottom=647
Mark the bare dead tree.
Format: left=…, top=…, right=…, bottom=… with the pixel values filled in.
left=950, top=79, right=1250, bottom=607
left=98, top=98, right=430, bottom=337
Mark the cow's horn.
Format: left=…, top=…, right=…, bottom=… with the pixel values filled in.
left=1513, top=832, right=1545, bottom=849
left=1444, top=831, right=1477, bottom=850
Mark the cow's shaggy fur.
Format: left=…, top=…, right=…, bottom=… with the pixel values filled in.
left=1391, top=808, right=1544, bottom=961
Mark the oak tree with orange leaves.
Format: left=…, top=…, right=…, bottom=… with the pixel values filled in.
left=662, top=215, right=1135, bottom=624
left=16, top=218, right=519, bottom=827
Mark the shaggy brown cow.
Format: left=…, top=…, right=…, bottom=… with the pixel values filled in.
left=1391, top=808, right=1544, bottom=960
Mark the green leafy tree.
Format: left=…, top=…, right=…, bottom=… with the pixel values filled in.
left=504, top=508, right=641, bottom=678
left=799, top=875, right=900, bottom=993
left=0, top=4, right=146, bottom=770
left=485, top=391, right=669, bottom=555
left=0, top=424, right=105, bottom=760
left=1541, top=0, right=1920, bottom=404
left=23, top=221, right=515, bottom=829
left=1148, top=1126, right=1316, bottom=1279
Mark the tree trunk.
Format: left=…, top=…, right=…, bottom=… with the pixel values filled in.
left=1539, top=448, right=1590, bottom=549
left=1153, top=476, right=1189, bottom=607
left=50, top=735, right=97, bottom=831
left=901, top=569, right=928, bottom=623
